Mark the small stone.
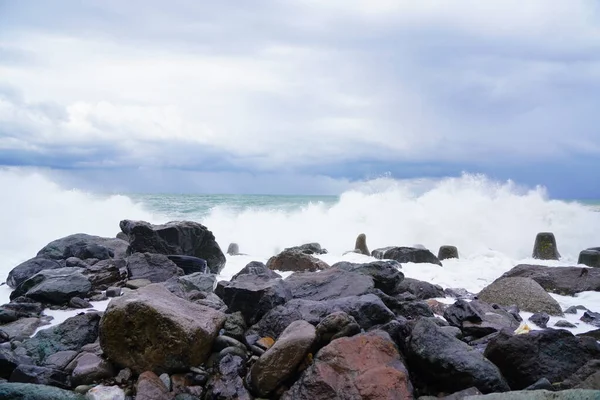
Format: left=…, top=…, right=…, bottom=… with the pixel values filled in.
left=105, top=287, right=122, bottom=298
left=566, top=305, right=588, bottom=314
left=528, top=312, right=550, bottom=328
left=115, top=368, right=132, bottom=384
left=90, top=293, right=108, bottom=302
left=217, top=346, right=247, bottom=363
left=222, top=312, right=246, bottom=342
left=255, top=337, right=275, bottom=350
left=159, top=373, right=171, bottom=392
left=70, top=297, right=93, bottom=309
left=213, top=335, right=247, bottom=353
left=86, top=385, right=126, bottom=400
left=125, top=279, right=151, bottom=289
left=555, top=320, right=577, bottom=328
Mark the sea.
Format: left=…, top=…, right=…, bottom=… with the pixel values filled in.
left=1, top=169, right=600, bottom=334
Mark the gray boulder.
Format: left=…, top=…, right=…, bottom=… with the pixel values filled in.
left=6, top=257, right=63, bottom=289
left=478, top=277, right=563, bottom=316
left=284, top=267, right=374, bottom=301
left=466, top=389, right=600, bottom=399
left=126, top=252, right=183, bottom=283
left=37, top=233, right=128, bottom=260
left=119, top=219, right=226, bottom=274
left=232, top=261, right=281, bottom=281
left=332, top=260, right=404, bottom=295
left=0, top=317, right=42, bottom=340
left=179, top=272, right=216, bottom=292
left=10, top=268, right=91, bottom=305
left=396, top=277, right=444, bottom=299
left=99, top=283, right=226, bottom=374
left=69, top=352, right=115, bottom=386
left=501, top=264, right=600, bottom=295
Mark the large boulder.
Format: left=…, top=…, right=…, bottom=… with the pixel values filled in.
left=500, top=265, right=600, bottom=296
left=22, top=313, right=101, bottom=364
left=99, top=283, right=226, bottom=374
left=215, top=275, right=292, bottom=325
left=37, top=233, right=128, bottom=260
left=267, top=249, right=329, bottom=273
left=126, top=252, right=183, bottom=283
left=249, top=320, right=316, bottom=396
left=178, top=272, right=217, bottom=293
left=0, top=382, right=85, bottom=400
left=0, top=317, right=42, bottom=340
left=284, top=267, right=374, bottom=301
left=6, top=257, right=63, bottom=289
left=395, top=277, right=445, bottom=300
left=373, top=246, right=442, bottom=266
left=484, top=328, right=600, bottom=390
left=10, top=268, right=91, bottom=305
left=407, top=318, right=510, bottom=394
left=478, top=277, right=563, bottom=316
left=532, top=232, right=560, bottom=260
left=282, top=331, right=413, bottom=400
left=333, top=260, right=404, bottom=295
left=120, top=219, right=226, bottom=274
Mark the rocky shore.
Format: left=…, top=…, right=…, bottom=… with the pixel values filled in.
left=1, top=221, right=600, bottom=399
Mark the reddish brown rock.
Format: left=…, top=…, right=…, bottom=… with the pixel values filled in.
left=136, top=371, right=173, bottom=400
left=282, top=331, right=413, bottom=400
left=267, top=249, right=329, bottom=273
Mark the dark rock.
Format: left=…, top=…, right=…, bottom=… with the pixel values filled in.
left=120, top=219, right=226, bottom=274
left=371, top=317, right=413, bottom=355
left=579, top=250, right=600, bottom=268
left=581, top=311, right=600, bottom=327
left=529, top=312, right=550, bottom=328
left=65, top=257, right=89, bottom=268
left=407, top=318, right=510, bottom=394
left=215, top=275, right=291, bottom=325
left=249, top=320, right=316, bottom=396
left=105, top=287, right=122, bottom=297
left=22, top=312, right=101, bottom=364
left=99, top=283, right=226, bottom=374
left=0, top=329, right=9, bottom=343
left=192, top=292, right=227, bottom=312
left=501, top=264, right=600, bottom=296
left=250, top=294, right=394, bottom=339
left=232, top=261, right=281, bottom=281
left=178, top=273, right=216, bottom=293
left=578, top=329, right=600, bottom=341
left=2, top=298, right=45, bottom=316
left=395, top=277, right=444, bottom=299
left=167, top=255, right=207, bottom=274
left=0, top=382, right=85, bottom=399
left=524, top=378, right=554, bottom=391
left=0, top=317, right=42, bottom=340
left=372, top=246, right=442, bottom=266
left=9, top=364, right=70, bottom=389
left=484, top=328, right=600, bottom=389
left=6, top=257, right=63, bottom=289
left=267, top=249, right=329, bottom=272
left=566, top=305, right=588, bottom=314
left=438, top=245, right=459, bottom=260
left=315, top=311, right=361, bottom=348
left=284, top=267, right=374, bottom=301
left=559, top=359, right=600, bottom=390
left=10, top=268, right=91, bottom=305
left=555, top=320, right=578, bottom=328
left=126, top=252, right=183, bottom=283
left=84, top=258, right=127, bottom=290
left=227, top=242, right=241, bottom=256
left=115, top=367, right=132, bottom=384
left=213, top=335, right=247, bottom=353
left=222, top=312, right=247, bottom=343
left=69, top=297, right=92, bottom=309
left=0, top=308, right=20, bottom=323
left=37, top=233, right=128, bottom=260
left=125, top=278, right=151, bottom=289
left=533, top=232, right=560, bottom=260
left=478, top=277, right=563, bottom=316
left=333, top=260, right=404, bottom=295
left=444, top=300, right=520, bottom=339
left=70, top=352, right=115, bottom=386
left=284, top=242, right=327, bottom=255
left=136, top=371, right=172, bottom=400
left=366, top=288, right=435, bottom=319
left=282, top=331, right=413, bottom=400
left=204, top=354, right=251, bottom=399
left=354, top=233, right=370, bottom=256
left=43, top=350, right=78, bottom=370
left=466, top=389, right=600, bottom=399
left=0, top=347, right=32, bottom=379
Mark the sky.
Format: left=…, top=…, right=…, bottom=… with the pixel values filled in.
left=1, top=0, right=600, bottom=197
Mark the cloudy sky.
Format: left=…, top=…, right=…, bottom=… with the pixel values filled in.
left=1, top=1, right=599, bottom=197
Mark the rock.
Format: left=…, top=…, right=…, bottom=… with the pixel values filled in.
left=6, top=257, right=63, bottom=289
left=532, top=232, right=560, bottom=260
left=0, top=347, right=32, bottom=379
left=115, top=368, right=132, bottom=384
left=374, top=292, right=435, bottom=319
left=124, top=278, right=151, bottom=289
left=255, top=337, right=275, bottom=350
left=0, top=317, right=42, bottom=340
left=266, top=249, right=329, bottom=272
left=38, top=233, right=128, bottom=261
left=84, top=259, right=128, bottom=291
left=354, top=233, right=370, bottom=256
left=69, top=297, right=92, bottom=309
left=43, top=350, right=78, bottom=370
left=315, top=311, right=360, bottom=348
left=249, top=320, right=316, bottom=396
left=233, top=261, right=281, bottom=281
left=0, top=382, right=85, bottom=399
left=395, top=277, right=444, bottom=300
left=502, top=264, right=600, bottom=296
left=559, top=360, right=600, bottom=390
left=372, top=246, right=443, bottom=266
left=119, top=219, right=226, bottom=274
left=581, top=311, right=600, bottom=327
left=213, top=335, right=247, bottom=353
left=99, top=283, right=226, bottom=374
left=166, top=255, right=207, bottom=275
left=284, top=267, right=374, bottom=301
left=227, top=243, right=240, bottom=256
left=9, top=364, right=70, bottom=389
left=528, top=312, right=550, bottom=328
left=478, top=277, right=563, bottom=316
left=579, top=250, right=600, bottom=268
left=249, top=294, right=394, bottom=340
left=443, top=300, right=520, bottom=339
left=567, top=305, right=588, bottom=314
left=556, top=320, right=578, bottom=328
left=333, top=260, right=404, bottom=295
left=105, top=287, right=121, bottom=297
left=524, top=377, right=554, bottom=391
left=10, top=268, right=91, bottom=305
left=22, top=312, right=101, bottom=364
left=466, top=389, right=600, bottom=399
left=178, top=272, right=216, bottom=293
left=284, top=242, right=328, bottom=255
left=222, top=312, right=247, bottom=342
left=215, top=275, right=291, bottom=325
left=136, top=371, right=173, bottom=400
left=159, top=373, right=171, bottom=391
left=419, top=387, right=483, bottom=399
left=438, top=245, right=459, bottom=260
left=484, top=328, right=600, bottom=389
left=126, top=252, right=182, bottom=283
left=407, top=318, right=510, bottom=394
left=282, top=331, right=413, bottom=400
left=204, top=354, right=251, bottom=399
left=70, top=352, right=115, bottom=386
left=86, top=385, right=126, bottom=400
